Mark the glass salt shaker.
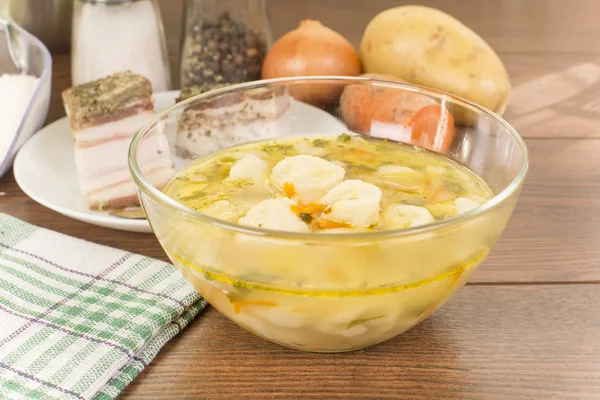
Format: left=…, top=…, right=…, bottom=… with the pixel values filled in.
left=180, top=0, right=272, bottom=92
left=71, top=0, right=172, bottom=91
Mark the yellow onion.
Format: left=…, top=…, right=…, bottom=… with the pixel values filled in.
left=262, top=20, right=361, bottom=106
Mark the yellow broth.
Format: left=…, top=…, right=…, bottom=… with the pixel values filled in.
left=163, top=133, right=492, bottom=232
left=158, top=133, right=498, bottom=351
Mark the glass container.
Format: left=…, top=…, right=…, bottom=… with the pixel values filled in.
left=0, top=16, right=51, bottom=178
left=71, top=0, right=171, bottom=91
left=129, top=77, right=528, bottom=352
left=179, top=0, right=271, bottom=94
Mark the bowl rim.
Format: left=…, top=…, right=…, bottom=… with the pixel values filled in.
left=0, top=16, right=52, bottom=177
left=129, top=76, right=529, bottom=242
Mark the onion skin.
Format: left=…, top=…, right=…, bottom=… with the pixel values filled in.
left=262, top=20, right=361, bottom=106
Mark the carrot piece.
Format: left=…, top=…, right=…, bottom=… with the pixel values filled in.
left=339, top=73, right=418, bottom=134
left=283, top=182, right=296, bottom=197
left=339, top=84, right=378, bottom=134
left=424, top=177, right=432, bottom=190
left=290, top=203, right=326, bottom=215
left=419, top=269, right=465, bottom=320
left=232, top=300, right=278, bottom=314
left=406, top=104, right=456, bottom=153
left=314, top=219, right=351, bottom=230
left=427, top=183, right=445, bottom=203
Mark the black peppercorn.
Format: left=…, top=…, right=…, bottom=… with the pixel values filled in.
left=246, top=48, right=258, bottom=58
left=234, top=54, right=245, bottom=65
left=181, top=12, right=268, bottom=90
left=245, top=31, right=257, bottom=48
left=207, top=39, right=218, bottom=52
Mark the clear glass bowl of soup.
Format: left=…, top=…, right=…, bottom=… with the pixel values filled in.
left=129, top=77, right=528, bottom=352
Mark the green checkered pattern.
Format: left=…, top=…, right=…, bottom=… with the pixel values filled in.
left=0, top=213, right=206, bottom=399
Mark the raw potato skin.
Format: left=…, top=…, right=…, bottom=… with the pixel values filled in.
left=359, top=6, right=511, bottom=120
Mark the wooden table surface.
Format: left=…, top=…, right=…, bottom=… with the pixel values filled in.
left=2, top=0, right=600, bottom=398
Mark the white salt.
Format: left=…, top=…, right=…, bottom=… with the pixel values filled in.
left=71, top=1, right=170, bottom=91
left=0, top=73, right=40, bottom=162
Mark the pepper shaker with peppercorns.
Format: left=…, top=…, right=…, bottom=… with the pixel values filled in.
left=180, top=0, right=272, bottom=95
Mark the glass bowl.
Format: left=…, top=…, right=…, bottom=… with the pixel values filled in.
left=0, top=16, right=52, bottom=179
left=129, top=77, right=528, bottom=352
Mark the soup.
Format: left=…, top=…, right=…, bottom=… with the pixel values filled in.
left=160, top=133, right=495, bottom=351
left=164, top=133, right=492, bottom=233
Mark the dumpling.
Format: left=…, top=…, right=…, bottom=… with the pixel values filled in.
left=270, top=155, right=345, bottom=203
left=227, top=155, right=268, bottom=183
left=238, top=198, right=309, bottom=232
left=383, top=204, right=434, bottom=229
left=319, top=180, right=382, bottom=227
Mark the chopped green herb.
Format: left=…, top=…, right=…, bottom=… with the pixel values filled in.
left=220, top=156, right=236, bottom=163
left=349, top=163, right=376, bottom=172
left=299, top=212, right=313, bottom=223
left=347, top=315, right=386, bottom=329
left=224, top=180, right=253, bottom=189
left=376, top=139, right=394, bottom=152
left=337, top=133, right=352, bottom=143
left=263, top=144, right=294, bottom=154
left=177, top=176, right=190, bottom=182
left=204, top=273, right=215, bottom=281
left=436, top=212, right=454, bottom=219
left=178, top=191, right=206, bottom=201
left=231, top=279, right=251, bottom=289
left=444, top=180, right=464, bottom=194
left=409, top=198, right=426, bottom=206
left=226, top=290, right=248, bottom=303
left=311, top=138, right=329, bottom=147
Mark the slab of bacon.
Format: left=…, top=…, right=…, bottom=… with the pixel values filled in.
left=62, top=71, right=175, bottom=210
left=175, top=84, right=292, bottom=159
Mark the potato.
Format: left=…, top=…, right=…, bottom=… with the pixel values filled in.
left=359, top=6, right=510, bottom=122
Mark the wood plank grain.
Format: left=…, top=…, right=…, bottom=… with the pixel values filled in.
left=267, top=0, right=600, bottom=55
left=503, top=59, right=600, bottom=138
left=1, top=138, right=598, bottom=283
left=473, top=138, right=600, bottom=283
left=121, top=284, right=600, bottom=399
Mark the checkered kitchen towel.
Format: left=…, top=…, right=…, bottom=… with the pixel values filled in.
left=0, top=213, right=206, bottom=400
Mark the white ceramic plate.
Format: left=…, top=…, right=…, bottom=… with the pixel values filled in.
left=14, top=91, right=348, bottom=233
